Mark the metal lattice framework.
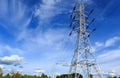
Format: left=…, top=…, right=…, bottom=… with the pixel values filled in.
left=69, top=0, right=102, bottom=78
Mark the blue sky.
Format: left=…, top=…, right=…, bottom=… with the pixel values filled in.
left=0, top=0, right=120, bottom=76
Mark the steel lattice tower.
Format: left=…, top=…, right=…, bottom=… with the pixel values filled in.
left=69, top=0, right=102, bottom=78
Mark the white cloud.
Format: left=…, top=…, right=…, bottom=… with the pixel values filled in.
left=34, top=0, right=63, bottom=24
left=97, top=48, right=120, bottom=73
left=93, top=42, right=104, bottom=51
left=105, top=37, right=120, bottom=47
left=98, top=49, right=120, bottom=63
left=0, top=55, right=24, bottom=65
left=92, top=37, right=120, bottom=73
left=0, top=45, right=24, bottom=55
left=0, top=0, right=32, bottom=35
left=34, top=29, right=65, bottom=46
left=95, top=42, right=104, bottom=47
left=17, top=28, right=68, bottom=48
left=92, top=42, right=104, bottom=52
left=16, top=27, right=72, bottom=73
left=93, top=36, right=120, bottom=52
left=15, top=27, right=73, bottom=74
left=0, top=65, right=4, bottom=69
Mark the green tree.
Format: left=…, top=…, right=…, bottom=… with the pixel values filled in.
left=12, top=72, right=21, bottom=78
left=107, top=76, right=117, bottom=78
left=89, top=74, right=93, bottom=78
left=56, top=73, right=83, bottom=78
left=3, top=73, right=11, bottom=78
left=0, top=74, right=3, bottom=78
left=41, top=73, right=48, bottom=78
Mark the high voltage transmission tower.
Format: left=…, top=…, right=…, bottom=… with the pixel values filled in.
left=69, top=0, right=102, bottom=78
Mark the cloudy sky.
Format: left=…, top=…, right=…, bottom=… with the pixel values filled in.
left=0, top=0, right=120, bottom=76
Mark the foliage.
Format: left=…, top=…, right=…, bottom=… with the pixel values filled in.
left=0, top=72, right=48, bottom=78
left=0, top=74, right=3, bottom=78
left=56, top=73, right=83, bottom=78
left=3, top=73, right=11, bottom=78
left=12, top=72, right=21, bottom=78
left=108, top=76, right=117, bottom=78
left=89, top=74, right=93, bottom=78
left=41, top=73, right=48, bottom=78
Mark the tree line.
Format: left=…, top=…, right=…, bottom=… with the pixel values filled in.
left=56, top=73, right=120, bottom=78
left=0, top=72, right=48, bottom=78
left=56, top=73, right=93, bottom=78
left=0, top=72, right=119, bottom=78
